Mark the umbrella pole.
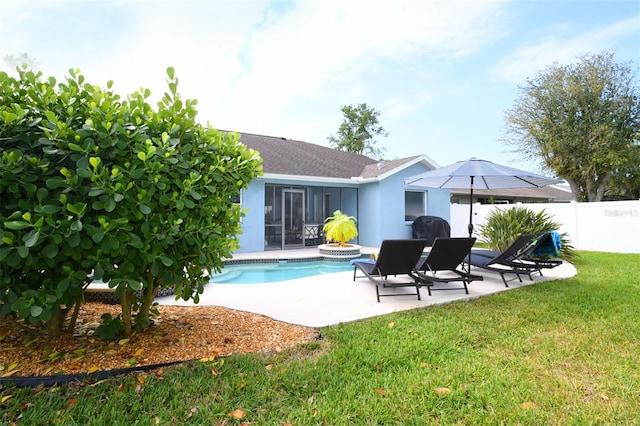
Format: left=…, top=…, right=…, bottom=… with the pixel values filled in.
left=468, top=176, right=474, bottom=238
left=467, top=176, right=475, bottom=276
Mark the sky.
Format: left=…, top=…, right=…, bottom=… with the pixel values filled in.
left=1, top=0, right=639, bottom=171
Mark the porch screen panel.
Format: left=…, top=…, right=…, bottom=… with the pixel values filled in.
left=265, top=185, right=283, bottom=249
left=322, top=187, right=341, bottom=220
left=306, top=186, right=324, bottom=224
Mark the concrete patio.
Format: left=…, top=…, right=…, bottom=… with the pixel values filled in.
left=156, top=247, right=577, bottom=328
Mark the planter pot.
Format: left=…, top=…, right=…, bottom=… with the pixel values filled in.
left=318, top=243, right=361, bottom=260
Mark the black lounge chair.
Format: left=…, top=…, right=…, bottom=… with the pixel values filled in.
left=471, top=232, right=563, bottom=276
left=465, top=233, right=541, bottom=287
left=410, top=238, right=483, bottom=296
left=352, top=239, right=427, bottom=302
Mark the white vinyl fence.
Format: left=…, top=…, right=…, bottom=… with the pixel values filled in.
left=450, top=200, right=640, bottom=254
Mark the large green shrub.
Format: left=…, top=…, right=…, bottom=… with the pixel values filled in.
left=0, top=67, right=263, bottom=336
left=477, top=206, right=576, bottom=260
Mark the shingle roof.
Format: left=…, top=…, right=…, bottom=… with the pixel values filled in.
left=237, top=132, right=379, bottom=179
left=235, top=131, right=571, bottom=200
left=360, top=156, right=422, bottom=178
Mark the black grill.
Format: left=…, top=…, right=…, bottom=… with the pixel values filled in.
left=411, top=216, right=451, bottom=246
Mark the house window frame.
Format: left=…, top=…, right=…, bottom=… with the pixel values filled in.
left=404, top=190, right=427, bottom=222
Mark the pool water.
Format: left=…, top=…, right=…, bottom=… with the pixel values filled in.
left=209, top=260, right=355, bottom=284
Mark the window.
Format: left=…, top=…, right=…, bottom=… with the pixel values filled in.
left=405, top=191, right=426, bottom=221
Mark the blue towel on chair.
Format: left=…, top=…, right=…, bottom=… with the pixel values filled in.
left=531, top=231, right=562, bottom=257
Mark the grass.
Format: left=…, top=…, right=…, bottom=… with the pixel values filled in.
left=2, top=251, right=639, bottom=425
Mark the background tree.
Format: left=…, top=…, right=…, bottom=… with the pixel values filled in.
left=0, top=67, right=263, bottom=336
left=503, top=51, right=640, bottom=201
left=605, top=141, right=640, bottom=200
left=328, top=103, right=388, bottom=159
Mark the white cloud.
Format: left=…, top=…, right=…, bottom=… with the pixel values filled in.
left=3, top=0, right=637, bottom=167
left=1, top=0, right=506, bottom=105
left=236, top=0, right=506, bottom=90
left=491, top=16, right=640, bottom=84
left=197, top=0, right=508, bottom=134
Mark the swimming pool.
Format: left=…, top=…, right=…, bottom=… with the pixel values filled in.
left=209, top=260, right=356, bottom=284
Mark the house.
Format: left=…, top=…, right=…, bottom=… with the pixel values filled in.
left=233, top=133, right=448, bottom=252
left=450, top=185, right=575, bottom=205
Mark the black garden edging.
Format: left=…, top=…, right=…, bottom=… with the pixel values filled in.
left=0, top=360, right=184, bottom=388
left=1, top=333, right=325, bottom=388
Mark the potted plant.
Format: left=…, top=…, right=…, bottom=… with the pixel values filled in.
left=319, top=210, right=361, bottom=259
left=323, top=210, right=358, bottom=246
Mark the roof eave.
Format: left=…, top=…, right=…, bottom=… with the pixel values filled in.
left=260, top=155, right=440, bottom=185
left=260, top=173, right=363, bottom=185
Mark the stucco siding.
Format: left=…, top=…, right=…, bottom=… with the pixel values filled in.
left=426, top=189, right=450, bottom=221
left=234, top=158, right=450, bottom=252
left=357, top=162, right=451, bottom=247
left=378, top=176, right=411, bottom=241
left=356, top=182, right=381, bottom=246
left=236, top=179, right=265, bottom=253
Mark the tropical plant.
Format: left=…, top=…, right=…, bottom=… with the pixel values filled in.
left=477, top=206, right=576, bottom=260
left=323, top=210, right=358, bottom=247
left=0, top=67, right=263, bottom=336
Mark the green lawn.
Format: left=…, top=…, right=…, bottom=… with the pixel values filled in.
left=2, top=251, right=639, bottom=425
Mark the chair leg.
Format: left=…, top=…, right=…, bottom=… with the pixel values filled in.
left=500, top=272, right=525, bottom=287
left=376, top=281, right=422, bottom=302
left=500, top=273, right=510, bottom=287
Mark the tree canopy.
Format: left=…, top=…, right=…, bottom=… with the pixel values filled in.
left=606, top=142, right=640, bottom=200
left=0, top=67, right=263, bottom=336
left=503, top=51, right=640, bottom=201
left=328, top=103, right=388, bottom=159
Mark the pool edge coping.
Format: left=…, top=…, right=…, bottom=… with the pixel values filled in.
left=222, top=254, right=370, bottom=265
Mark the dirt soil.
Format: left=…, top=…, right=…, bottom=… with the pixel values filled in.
left=0, top=303, right=319, bottom=378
